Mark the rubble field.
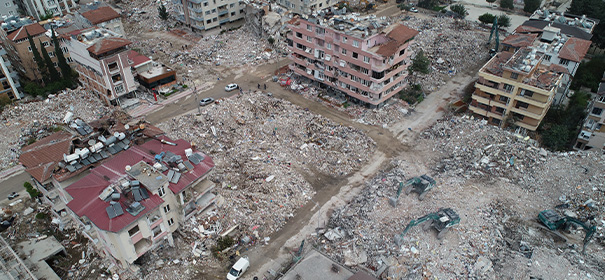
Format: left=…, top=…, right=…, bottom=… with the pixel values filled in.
left=0, top=88, right=112, bottom=171
left=157, top=90, right=376, bottom=238
left=318, top=116, right=605, bottom=279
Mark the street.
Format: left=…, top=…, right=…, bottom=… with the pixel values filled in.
left=0, top=171, right=31, bottom=205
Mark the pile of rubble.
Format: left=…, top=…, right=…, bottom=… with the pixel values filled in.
left=401, top=16, right=490, bottom=92
left=421, top=116, right=548, bottom=180
left=0, top=88, right=111, bottom=171
left=316, top=115, right=605, bottom=279
left=158, top=91, right=376, bottom=238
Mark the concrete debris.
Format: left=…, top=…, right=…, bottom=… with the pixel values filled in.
left=315, top=115, right=605, bottom=279
left=0, top=88, right=111, bottom=171
left=158, top=91, right=376, bottom=238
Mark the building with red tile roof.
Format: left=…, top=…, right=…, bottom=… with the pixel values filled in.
left=77, top=5, right=125, bottom=36
left=19, top=131, right=73, bottom=183
left=287, top=17, right=416, bottom=108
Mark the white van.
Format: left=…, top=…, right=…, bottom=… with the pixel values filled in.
left=227, top=257, right=249, bottom=280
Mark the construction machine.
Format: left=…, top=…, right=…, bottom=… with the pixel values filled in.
left=394, top=208, right=460, bottom=245
left=389, top=175, right=436, bottom=206
left=487, top=17, right=499, bottom=56
left=538, top=210, right=596, bottom=254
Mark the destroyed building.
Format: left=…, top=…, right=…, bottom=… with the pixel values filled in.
left=172, top=0, right=246, bottom=31
left=276, top=0, right=336, bottom=17
left=287, top=15, right=417, bottom=108
left=19, top=117, right=216, bottom=270
left=575, top=73, right=605, bottom=152
left=504, top=24, right=592, bottom=105
left=60, top=27, right=138, bottom=106
left=470, top=47, right=563, bottom=131
left=0, top=46, right=22, bottom=100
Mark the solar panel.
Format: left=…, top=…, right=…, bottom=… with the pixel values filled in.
left=167, top=170, right=175, bottom=181
left=126, top=202, right=145, bottom=216
left=106, top=202, right=124, bottom=219
left=131, top=180, right=140, bottom=187
left=73, top=163, right=83, bottom=170
left=100, top=150, right=110, bottom=158
left=108, top=146, right=119, bottom=154
left=121, top=139, right=130, bottom=146
left=140, top=188, right=149, bottom=200
left=170, top=172, right=181, bottom=184
left=93, top=153, right=103, bottom=161
left=88, top=157, right=97, bottom=164
left=66, top=165, right=76, bottom=172
left=132, top=187, right=142, bottom=202
left=76, top=127, right=87, bottom=135
left=183, top=160, right=194, bottom=171
left=115, top=142, right=125, bottom=150
left=188, top=154, right=203, bottom=165
left=81, top=159, right=91, bottom=166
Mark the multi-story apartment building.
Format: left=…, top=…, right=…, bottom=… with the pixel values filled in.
left=0, top=0, right=20, bottom=18
left=502, top=25, right=592, bottom=105
left=470, top=47, right=563, bottom=131
left=276, top=0, right=336, bottom=15
left=287, top=16, right=417, bottom=108
left=21, top=122, right=216, bottom=269
left=0, top=22, right=69, bottom=82
left=61, top=27, right=137, bottom=105
left=75, top=5, right=125, bottom=36
left=574, top=74, right=605, bottom=152
left=0, top=47, right=22, bottom=100
left=172, top=0, right=245, bottom=31
left=20, top=0, right=77, bottom=20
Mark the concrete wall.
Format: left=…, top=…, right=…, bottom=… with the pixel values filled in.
left=173, top=0, right=245, bottom=31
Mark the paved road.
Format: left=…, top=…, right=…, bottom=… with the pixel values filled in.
left=0, top=171, right=31, bottom=206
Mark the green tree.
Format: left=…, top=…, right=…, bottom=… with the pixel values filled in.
left=450, top=4, right=467, bottom=19
left=523, top=0, right=540, bottom=13
left=418, top=0, right=439, bottom=9
left=27, top=30, right=47, bottom=83
left=51, top=28, right=72, bottom=85
left=398, top=3, right=412, bottom=11
left=268, top=37, right=275, bottom=45
left=569, top=0, right=605, bottom=48
left=570, top=55, right=605, bottom=91
left=39, top=39, right=60, bottom=82
left=478, top=13, right=496, bottom=24
left=158, top=3, right=169, bottom=21
left=410, top=50, right=430, bottom=74
left=500, top=0, right=514, bottom=9
left=497, top=14, right=511, bottom=27
left=23, top=182, right=40, bottom=198
left=541, top=124, right=569, bottom=151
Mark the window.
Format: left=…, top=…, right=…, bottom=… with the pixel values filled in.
left=204, top=2, right=208, bottom=6
left=168, top=218, right=174, bottom=226
left=510, top=72, right=518, bottom=79
left=352, top=40, right=359, bottom=47
left=592, top=107, right=603, bottom=116
left=48, top=51, right=54, bottom=57
left=341, top=48, right=347, bottom=55
left=326, top=43, right=332, bottom=50
left=205, top=11, right=211, bottom=15
left=499, top=96, right=509, bottom=103
left=111, top=74, right=122, bottom=83
left=503, top=84, right=514, bottom=93
left=516, top=101, right=529, bottom=109
left=230, top=3, right=234, bottom=7
left=42, top=41, right=49, bottom=47
left=491, top=118, right=501, bottom=125
left=306, top=36, right=312, bottom=42
left=295, top=32, right=302, bottom=38
left=52, top=62, right=57, bottom=67
left=128, top=225, right=140, bottom=236
left=231, top=12, right=235, bottom=16
left=495, top=107, right=505, bottom=114
left=543, top=55, right=551, bottom=61
left=559, top=58, right=570, bottom=66
left=5, top=2, right=10, bottom=6
left=27, top=46, right=32, bottom=52
left=363, top=56, right=370, bottom=63
left=163, top=204, right=171, bottom=213
left=342, top=36, right=347, bottom=43
left=115, top=84, right=124, bottom=93
left=207, top=19, right=211, bottom=24
left=352, top=52, right=358, bottom=59
left=158, top=186, right=166, bottom=197
left=307, top=24, right=312, bottom=31
left=520, top=89, right=533, bottom=98
left=66, top=57, right=73, bottom=63
left=399, top=49, right=405, bottom=56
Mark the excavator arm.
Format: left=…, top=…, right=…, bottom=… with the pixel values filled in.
left=395, top=213, right=439, bottom=245
left=563, top=217, right=597, bottom=254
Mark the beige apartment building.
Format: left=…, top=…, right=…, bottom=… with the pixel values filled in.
left=0, top=23, right=70, bottom=82
left=575, top=74, right=605, bottom=152
left=470, top=47, right=563, bottom=131
left=172, top=0, right=245, bottom=31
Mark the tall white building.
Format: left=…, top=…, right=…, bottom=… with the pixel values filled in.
left=20, top=0, right=77, bottom=21
left=0, top=0, right=20, bottom=18
left=172, top=0, right=245, bottom=31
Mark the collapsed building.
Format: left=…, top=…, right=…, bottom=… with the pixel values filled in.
left=287, top=14, right=418, bottom=108
left=19, top=116, right=216, bottom=271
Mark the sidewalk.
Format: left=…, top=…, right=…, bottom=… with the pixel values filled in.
left=0, top=165, right=24, bottom=179
left=128, top=88, right=195, bottom=118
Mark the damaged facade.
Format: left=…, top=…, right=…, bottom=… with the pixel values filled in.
left=172, top=0, right=246, bottom=31
left=287, top=15, right=417, bottom=108
left=575, top=73, right=605, bottom=152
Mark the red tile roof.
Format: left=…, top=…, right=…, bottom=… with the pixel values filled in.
left=376, top=24, right=419, bottom=57
left=81, top=6, right=121, bottom=25
left=7, top=23, right=46, bottom=41
left=20, top=131, right=73, bottom=182
left=502, top=33, right=538, bottom=48
left=127, top=50, right=151, bottom=67
left=65, top=137, right=214, bottom=232
left=514, top=25, right=543, bottom=34
left=558, top=37, right=591, bottom=62
left=87, top=37, right=131, bottom=56
left=548, top=63, right=570, bottom=75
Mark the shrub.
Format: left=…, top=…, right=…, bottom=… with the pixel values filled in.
left=410, top=50, right=430, bottom=75
left=500, top=0, right=514, bottom=9
left=497, top=14, right=512, bottom=27
left=36, top=213, right=48, bottom=219
left=478, top=13, right=496, bottom=24
left=450, top=4, right=467, bottom=19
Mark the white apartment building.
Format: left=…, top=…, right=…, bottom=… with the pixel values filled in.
left=172, top=0, right=245, bottom=31
left=20, top=0, right=77, bottom=20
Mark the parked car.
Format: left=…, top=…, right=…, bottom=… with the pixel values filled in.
left=410, top=7, right=418, bottom=12
left=225, top=84, right=239, bottom=92
left=227, top=257, right=249, bottom=280
left=7, top=192, right=19, bottom=200
left=199, top=97, right=215, bottom=106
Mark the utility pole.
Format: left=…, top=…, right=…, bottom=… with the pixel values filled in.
left=195, top=83, right=201, bottom=115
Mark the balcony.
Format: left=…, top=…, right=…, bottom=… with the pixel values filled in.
left=469, top=103, right=489, bottom=116
left=509, top=106, right=542, bottom=120
left=218, top=10, right=228, bottom=16
left=219, top=18, right=229, bottom=24
left=515, top=95, right=548, bottom=108
left=189, top=0, right=203, bottom=3
left=134, top=238, right=152, bottom=257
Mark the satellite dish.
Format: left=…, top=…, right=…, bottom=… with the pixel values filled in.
left=124, top=124, right=130, bottom=130
left=125, top=165, right=131, bottom=172
left=88, top=139, right=96, bottom=146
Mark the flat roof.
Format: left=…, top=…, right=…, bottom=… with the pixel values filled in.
left=281, top=250, right=355, bottom=280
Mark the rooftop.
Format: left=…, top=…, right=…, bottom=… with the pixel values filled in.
left=502, top=33, right=539, bottom=48
left=19, top=131, right=73, bottom=182
left=520, top=20, right=592, bottom=41
left=127, top=50, right=151, bottom=68
left=65, top=137, right=214, bottom=232
left=530, top=9, right=598, bottom=34
left=6, top=23, right=46, bottom=42
left=483, top=48, right=562, bottom=91
left=87, top=37, right=131, bottom=56
left=281, top=250, right=354, bottom=280
left=1, top=16, right=34, bottom=34
left=558, top=37, right=591, bottom=62
left=81, top=6, right=121, bottom=25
